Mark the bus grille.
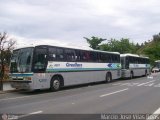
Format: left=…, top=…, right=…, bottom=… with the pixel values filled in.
left=12, top=77, right=24, bottom=80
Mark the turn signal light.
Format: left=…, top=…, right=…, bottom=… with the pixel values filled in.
left=25, top=77, right=32, bottom=80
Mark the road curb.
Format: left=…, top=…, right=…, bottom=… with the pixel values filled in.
left=0, top=89, right=19, bottom=94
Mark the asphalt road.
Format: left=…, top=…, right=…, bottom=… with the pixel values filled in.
left=0, top=73, right=160, bottom=120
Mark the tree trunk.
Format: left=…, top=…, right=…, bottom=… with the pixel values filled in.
left=0, top=62, right=4, bottom=91
left=0, top=72, right=3, bottom=90
left=0, top=78, right=3, bottom=91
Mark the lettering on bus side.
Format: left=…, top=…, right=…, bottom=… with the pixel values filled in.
left=48, top=64, right=60, bottom=68
left=66, top=62, right=82, bottom=68
left=54, top=64, right=60, bottom=67
left=133, top=64, right=139, bottom=68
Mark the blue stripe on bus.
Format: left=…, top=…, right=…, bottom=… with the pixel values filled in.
left=10, top=73, right=33, bottom=77
left=46, top=68, right=121, bottom=72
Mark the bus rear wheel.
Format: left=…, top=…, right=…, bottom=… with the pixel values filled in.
left=145, top=70, right=148, bottom=76
left=106, top=73, right=112, bottom=83
left=50, top=77, right=61, bottom=91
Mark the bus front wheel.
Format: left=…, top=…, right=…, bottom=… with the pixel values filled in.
left=50, top=77, right=61, bottom=91
left=130, top=72, right=134, bottom=79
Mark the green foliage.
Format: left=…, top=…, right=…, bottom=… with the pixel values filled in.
left=84, top=36, right=137, bottom=54
left=84, top=33, right=160, bottom=65
left=139, top=33, right=160, bottom=65
left=153, top=33, right=160, bottom=42
left=84, top=36, right=106, bottom=50
left=101, top=38, right=137, bottom=54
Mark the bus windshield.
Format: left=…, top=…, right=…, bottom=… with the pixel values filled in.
left=155, top=62, right=160, bottom=68
left=10, top=47, right=33, bottom=73
left=120, top=57, right=125, bottom=69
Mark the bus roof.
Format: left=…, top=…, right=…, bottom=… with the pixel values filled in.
left=120, top=53, right=149, bottom=59
left=89, top=49, right=120, bottom=54
left=14, top=44, right=120, bottom=55
left=155, top=60, right=160, bottom=62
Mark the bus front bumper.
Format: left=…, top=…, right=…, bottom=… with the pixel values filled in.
left=10, top=80, right=33, bottom=90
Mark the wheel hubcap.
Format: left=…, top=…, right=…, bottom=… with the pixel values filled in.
left=107, top=75, right=111, bottom=82
left=53, top=80, right=60, bottom=90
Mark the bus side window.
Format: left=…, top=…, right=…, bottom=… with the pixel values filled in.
left=100, top=53, right=107, bottom=63
left=57, top=48, right=64, bottom=61
left=90, top=52, right=97, bottom=62
left=129, top=57, right=133, bottom=64
left=75, top=50, right=80, bottom=61
left=85, top=51, right=90, bottom=61
left=100, top=53, right=104, bottom=62
left=80, top=51, right=89, bottom=62
left=108, top=54, right=112, bottom=63
left=97, top=53, right=102, bottom=62
left=65, top=49, right=76, bottom=61
left=105, top=53, right=110, bottom=63
left=49, top=47, right=56, bottom=61
left=113, top=55, right=117, bottom=63
left=117, top=55, right=120, bottom=63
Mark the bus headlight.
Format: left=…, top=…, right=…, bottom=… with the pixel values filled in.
left=24, top=77, right=32, bottom=80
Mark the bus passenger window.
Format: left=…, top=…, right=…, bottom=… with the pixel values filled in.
left=49, top=47, right=56, bottom=61
left=57, top=48, right=64, bottom=61
left=65, top=49, right=76, bottom=61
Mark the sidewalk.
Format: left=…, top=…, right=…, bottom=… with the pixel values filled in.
left=0, top=82, right=16, bottom=94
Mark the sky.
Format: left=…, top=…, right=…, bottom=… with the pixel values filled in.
left=0, top=0, right=160, bottom=48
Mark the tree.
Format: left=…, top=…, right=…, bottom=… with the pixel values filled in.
left=137, top=33, right=160, bottom=65
left=84, top=36, right=106, bottom=50
left=119, top=38, right=137, bottom=54
left=143, top=35, right=160, bottom=64
left=135, top=43, right=141, bottom=50
left=0, top=32, right=16, bottom=90
left=99, top=38, right=137, bottom=54
left=153, top=33, right=160, bottom=42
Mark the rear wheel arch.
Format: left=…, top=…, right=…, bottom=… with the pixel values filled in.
left=50, top=74, right=64, bottom=91
left=106, top=72, right=112, bottom=83
left=130, top=71, right=134, bottom=79
left=145, top=70, right=148, bottom=76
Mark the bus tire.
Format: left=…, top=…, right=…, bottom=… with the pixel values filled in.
left=50, top=76, right=61, bottom=91
left=130, top=72, right=134, bottom=79
left=106, top=72, right=112, bottom=83
left=145, top=70, right=148, bottom=76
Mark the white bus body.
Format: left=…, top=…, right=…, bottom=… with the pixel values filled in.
left=120, top=54, right=150, bottom=79
left=152, top=60, right=160, bottom=72
left=10, top=45, right=121, bottom=91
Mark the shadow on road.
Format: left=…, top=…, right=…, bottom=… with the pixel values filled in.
left=13, top=76, right=147, bottom=95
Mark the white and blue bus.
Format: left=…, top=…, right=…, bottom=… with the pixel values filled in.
left=120, top=54, right=150, bottom=79
left=155, top=60, right=160, bottom=70
left=152, top=60, right=160, bottom=72
left=10, top=45, right=121, bottom=91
